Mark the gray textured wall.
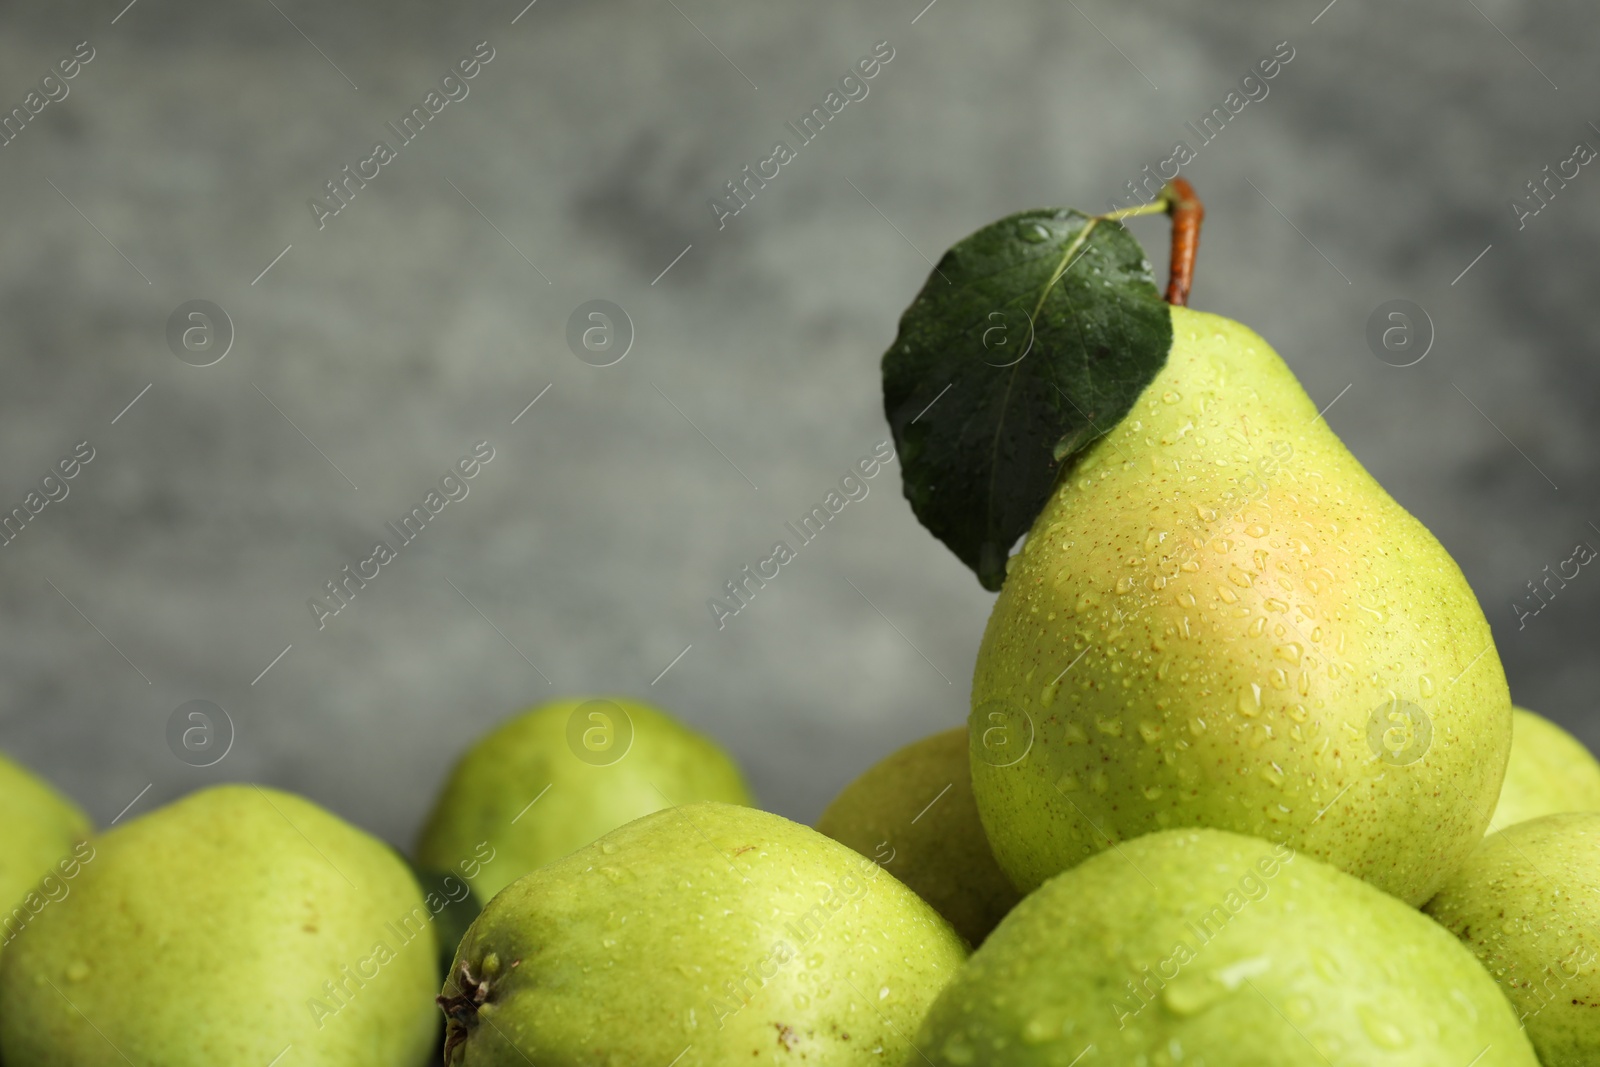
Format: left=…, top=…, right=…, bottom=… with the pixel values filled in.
left=0, top=0, right=1594, bottom=847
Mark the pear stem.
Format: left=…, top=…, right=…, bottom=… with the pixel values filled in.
left=1160, top=178, right=1204, bottom=307
left=1076, top=181, right=1204, bottom=307
left=1101, top=199, right=1171, bottom=223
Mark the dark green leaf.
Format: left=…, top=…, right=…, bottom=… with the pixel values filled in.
left=881, top=208, right=1173, bottom=590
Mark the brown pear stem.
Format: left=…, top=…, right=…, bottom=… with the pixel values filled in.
left=1162, top=178, right=1204, bottom=306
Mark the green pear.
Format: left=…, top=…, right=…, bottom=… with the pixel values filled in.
left=0, top=752, right=90, bottom=959
left=1425, top=812, right=1600, bottom=1067
left=439, top=801, right=967, bottom=1064
left=915, top=827, right=1537, bottom=1066
left=1487, top=707, right=1600, bottom=833
left=971, top=305, right=1511, bottom=904
left=817, top=728, right=1020, bottom=945
left=0, top=785, right=440, bottom=1067
left=417, top=696, right=752, bottom=900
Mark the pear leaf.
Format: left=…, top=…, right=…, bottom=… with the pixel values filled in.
left=881, top=208, right=1173, bottom=590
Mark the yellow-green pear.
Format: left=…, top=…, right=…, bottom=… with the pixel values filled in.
left=971, top=306, right=1511, bottom=903
left=1425, top=812, right=1600, bottom=1067
left=915, top=827, right=1538, bottom=1066
left=439, top=802, right=967, bottom=1064
left=0, top=785, right=440, bottom=1067
left=0, top=751, right=90, bottom=958
left=416, top=696, right=752, bottom=899
left=1488, top=707, right=1600, bottom=833
left=817, top=728, right=1020, bottom=944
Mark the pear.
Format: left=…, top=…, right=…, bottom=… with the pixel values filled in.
left=915, top=827, right=1538, bottom=1066
left=0, top=785, right=440, bottom=1067
left=971, top=305, right=1511, bottom=904
left=1425, top=812, right=1600, bottom=1067
left=439, top=801, right=967, bottom=1064
left=417, top=696, right=752, bottom=900
left=0, top=752, right=90, bottom=960
left=817, top=728, right=1020, bottom=944
left=1488, top=707, right=1600, bottom=833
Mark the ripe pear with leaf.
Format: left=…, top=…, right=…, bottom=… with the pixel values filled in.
left=971, top=305, right=1509, bottom=903
left=439, top=802, right=966, bottom=1064
left=882, top=192, right=1510, bottom=905
left=0, top=785, right=440, bottom=1067
left=417, top=697, right=753, bottom=900
left=1488, top=706, right=1600, bottom=833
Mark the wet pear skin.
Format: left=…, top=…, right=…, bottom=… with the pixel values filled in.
left=1426, top=812, right=1600, bottom=1067
left=913, top=828, right=1538, bottom=1066
left=0, top=785, right=440, bottom=1067
left=971, top=306, right=1511, bottom=904
left=442, top=802, right=967, bottom=1065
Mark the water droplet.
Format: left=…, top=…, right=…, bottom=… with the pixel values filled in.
left=1358, top=1004, right=1409, bottom=1049
left=1215, top=956, right=1272, bottom=989
left=1139, top=721, right=1164, bottom=744
left=1162, top=976, right=1223, bottom=1016
left=1020, top=222, right=1052, bottom=243
left=941, top=1038, right=976, bottom=1065
left=1022, top=1014, right=1059, bottom=1044
left=1162, top=390, right=1183, bottom=404
left=1091, top=770, right=1110, bottom=794
left=1056, top=771, right=1080, bottom=792
left=1096, top=716, right=1124, bottom=737
left=1275, top=643, right=1303, bottom=663
left=600, top=841, right=618, bottom=855
left=1238, top=685, right=1262, bottom=717
left=1310, top=950, right=1343, bottom=983
left=1418, top=673, right=1435, bottom=698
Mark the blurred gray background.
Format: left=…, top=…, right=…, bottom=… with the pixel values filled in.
left=0, top=0, right=1594, bottom=847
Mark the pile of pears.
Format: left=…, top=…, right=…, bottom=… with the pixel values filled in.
left=2, top=203, right=1598, bottom=1067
